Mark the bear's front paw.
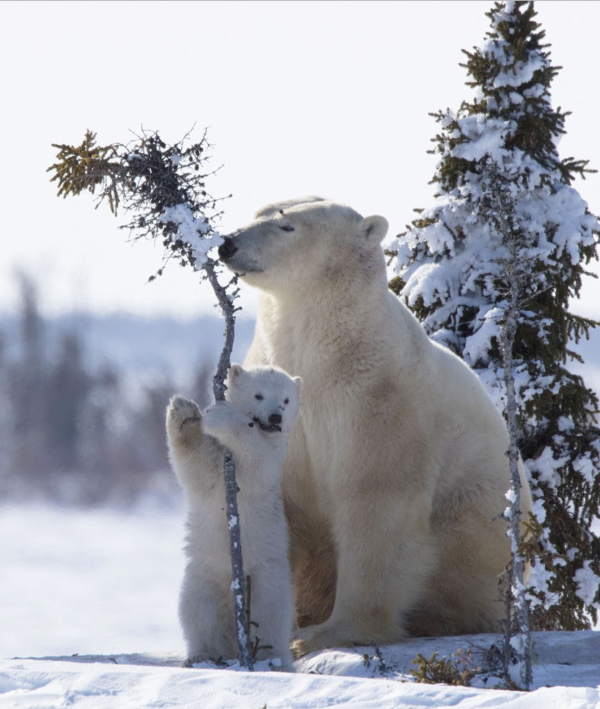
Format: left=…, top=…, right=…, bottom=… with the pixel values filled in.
left=291, top=621, right=377, bottom=658
left=292, top=617, right=406, bottom=658
left=201, top=401, right=239, bottom=436
left=291, top=628, right=329, bottom=659
left=167, top=396, right=201, bottom=432
left=290, top=623, right=342, bottom=658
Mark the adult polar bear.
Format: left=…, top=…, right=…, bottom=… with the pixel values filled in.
left=219, top=197, right=532, bottom=655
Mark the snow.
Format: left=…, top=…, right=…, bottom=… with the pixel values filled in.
left=1, top=504, right=600, bottom=708
left=159, top=203, right=222, bottom=266
left=0, top=503, right=185, bottom=658
left=2, top=659, right=599, bottom=709
left=451, top=115, right=509, bottom=163
left=462, top=306, right=503, bottom=367
left=3, top=635, right=600, bottom=708
left=573, top=454, right=596, bottom=485
left=574, top=563, right=600, bottom=608
left=526, top=446, right=568, bottom=488
left=492, top=55, right=546, bottom=89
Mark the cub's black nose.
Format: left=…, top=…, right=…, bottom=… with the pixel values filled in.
left=218, top=237, right=238, bottom=261
left=268, top=413, right=282, bottom=425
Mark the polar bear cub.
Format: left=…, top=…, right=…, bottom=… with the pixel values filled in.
left=166, top=364, right=301, bottom=670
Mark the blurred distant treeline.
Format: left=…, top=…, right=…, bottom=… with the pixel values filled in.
left=0, top=275, right=231, bottom=506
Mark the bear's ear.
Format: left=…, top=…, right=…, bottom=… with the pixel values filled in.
left=229, top=363, right=245, bottom=380
left=361, top=215, right=389, bottom=243
left=293, top=376, right=302, bottom=394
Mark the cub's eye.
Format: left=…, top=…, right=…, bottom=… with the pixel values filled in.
left=255, top=394, right=263, bottom=400
left=284, top=398, right=289, bottom=405
left=279, top=225, right=295, bottom=232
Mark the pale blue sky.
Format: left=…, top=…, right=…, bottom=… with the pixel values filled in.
left=1, top=1, right=598, bottom=320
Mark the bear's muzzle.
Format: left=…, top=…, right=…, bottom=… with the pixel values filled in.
left=218, top=236, right=238, bottom=261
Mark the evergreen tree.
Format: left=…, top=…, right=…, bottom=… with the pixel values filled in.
left=390, top=1, right=600, bottom=630
left=8, top=273, right=48, bottom=477
left=44, top=331, right=92, bottom=472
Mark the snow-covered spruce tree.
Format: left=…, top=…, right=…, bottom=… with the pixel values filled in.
left=390, top=1, right=600, bottom=631
left=48, top=130, right=253, bottom=668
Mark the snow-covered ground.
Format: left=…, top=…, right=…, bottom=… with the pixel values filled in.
left=0, top=502, right=185, bottom=658
left=1, top=504, right=599, bottom=708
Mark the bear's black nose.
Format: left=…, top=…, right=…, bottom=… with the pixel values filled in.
left=268, top=413, right=282, bottom=425
left=218, top=237, right=238, bottom=261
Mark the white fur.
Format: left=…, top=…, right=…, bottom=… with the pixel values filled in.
left=220, top=197, right=534, bottom=655
left=166, top=365, right=302, bottom=670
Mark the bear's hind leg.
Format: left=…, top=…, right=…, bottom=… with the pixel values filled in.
left=179, top=564, right=236, bottom=664
left=247, top=572, right=295, bottom=671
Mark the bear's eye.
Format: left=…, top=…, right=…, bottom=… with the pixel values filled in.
left=279, top=225, right=295, bottom=232
left=284, top=398, right=289, bottom=405
left=255, top=394, right=263, bottom=400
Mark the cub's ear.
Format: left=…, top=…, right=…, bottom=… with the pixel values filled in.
left=361, top=215, right=389, bottom=243
left=229, top=363, right=245, bottom=380
left=293, top=376, right=302, bottom=394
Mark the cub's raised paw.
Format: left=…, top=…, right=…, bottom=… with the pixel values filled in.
left=166, top=396, right=201, bottom=433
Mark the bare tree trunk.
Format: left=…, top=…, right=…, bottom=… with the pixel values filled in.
left=204, top=259, right=253, bottom=670
left=500, top=259, right=533, bottom=689
left=477, top=159, right=533, bottom=688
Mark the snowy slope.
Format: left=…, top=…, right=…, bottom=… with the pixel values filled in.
left=1, top=658, right=598, bottom=709
left=3, top=632, right=600, bottom=709
left=1, top=504, right=599, bottom=708
left=0, top=504, right=186, bottom=659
